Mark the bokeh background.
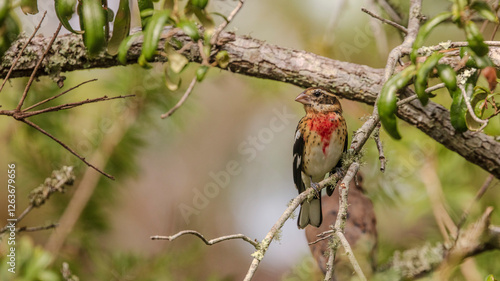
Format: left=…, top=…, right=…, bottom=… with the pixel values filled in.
left=1, top=0, right=500, bottom=280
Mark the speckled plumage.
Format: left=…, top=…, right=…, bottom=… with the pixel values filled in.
left=293, top=87, right=348, bottom=229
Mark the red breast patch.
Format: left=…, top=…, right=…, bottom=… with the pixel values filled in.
left=307, top=113, right=339, bottom=154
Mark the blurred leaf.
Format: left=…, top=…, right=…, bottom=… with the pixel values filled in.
left=196, top=65, right=209, bottom=81
left=138, top=53, right=153, bottom=68
left=177, top=19, right=200, bottom=41
left=138, top=0, right=154, bottom=28
left=471, top=1, right=498, bottom=23
left=117, top=32, right=141, bottom=64
left=436, top=64, right=458, bottom=92
left=105, top=7, right=114, bottom=22
left=0, top=0, right=9, bottom=25
left=485, top=274, right=497, bottom=281
left=0, top=13, right=20, bottom=58
left=215, top=50, right=229, bottom=68
left=190, top=0, right=208, bottom=10
left=55, top=0, right=82, bottom=34
left=166, top=45, right=189, bottom=73
left=107, top=0, right=131, bottom=55
left=142, top=9, right=171, bottom=61
left=465, top=20, right=489, bottom=57
left=415, top=53, right=443, bottom=105
left=21, top=0, right=39, bottom=15
left=451, top=86, right=469, bottom=132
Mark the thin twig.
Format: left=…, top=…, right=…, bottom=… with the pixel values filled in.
left=324, top=246, right=336, bottom=281
left=210, top=0, right=245, bottom=45
left=457, top=174, right=496, bottom=230
left=197, top=40, right=209, bottom=65
left=376, top=0, right=403, bottom=23
left=373, top=123, right=386, bottom=172
left=397, top=83, right=446, bottom=106
left=19, top=95, right=134, bottom=118
left=459, top=84, right=488, bottom=125
left=23, top=79, right=98, bottom=111
left=17, top=223, right=59, bottom=233
left=0, top=11, right=47, bottom=93
left=337, top=232, right=368, bottom=281
left=16, top=23, right=62, bottom=111
left=161, top=76, right=197, bottom=119
left=20, top=119, right=115, bottom=180
left=361, top=7, right=408, bottom=34
left=151, top=230, right=259, bottom=248
left=308, top=233, right=333, bottom=245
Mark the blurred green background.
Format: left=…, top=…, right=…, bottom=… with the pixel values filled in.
left=1, top=0, right=500, bottom=280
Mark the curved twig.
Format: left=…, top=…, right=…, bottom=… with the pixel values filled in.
left=151, top=230, right=259, bottom=248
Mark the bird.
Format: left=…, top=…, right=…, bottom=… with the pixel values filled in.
left=305, top=174, right=378, bottom=279
left=293, top=87, right=348, bottom=229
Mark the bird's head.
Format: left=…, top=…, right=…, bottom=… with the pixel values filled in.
left=295, top=87, right=343, bottom=114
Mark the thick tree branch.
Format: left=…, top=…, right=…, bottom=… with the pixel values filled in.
left=2, top=30, right=500, bottom=178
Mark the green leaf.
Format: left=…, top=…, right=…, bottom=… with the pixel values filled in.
left=166, top=45, right=189, bottom=73
left=465, top=20, right=489, bottom=57
left=465, top=87, right=488, bottom=130
left=415, top=52, right=443, bottom=105
left=411, top=12, right=452, bottom=63
left=215, top=50, right=229, bottom=68
left=117, top=32, right=141, bottom=64
left=138, top=0, right=154, bottom=28
left=377, top=65, right=416, bottom=139
left=107, top=0, right=131, bottom=55
left=177, top=19, right=200, bottom=41
left=471, top=1, right=498, bottom=23
left=190, top=0, right=209, bottom=10
left=436, top=64, right=457, bottom=93
left=79, top=0, right=107, bottom=56
left=138, top=54, right=153, bottom=68
left=55, top=0, right=82, bottom=34
left=21, top=0, right=38, bottom=15
left=450, top=86, right=469, bottom=133
left=196, top=65, right=209, bottom=81
left=485, top=274, right=497, bottom=281
left=142, top=9, right=171, bottom=61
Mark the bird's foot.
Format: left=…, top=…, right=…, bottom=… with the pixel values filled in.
left=311, top=181, right=321, bottom=198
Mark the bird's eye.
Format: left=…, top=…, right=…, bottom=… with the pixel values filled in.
left=313, top=91, right=321, bottom=97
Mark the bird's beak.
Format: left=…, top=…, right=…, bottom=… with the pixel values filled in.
left=295, top=93, right=311, bottom=105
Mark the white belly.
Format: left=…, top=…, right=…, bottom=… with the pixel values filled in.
left=303, top=130, right=344, bottom=182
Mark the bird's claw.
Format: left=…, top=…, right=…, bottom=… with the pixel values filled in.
left=311, top=181, right=321, bottom=198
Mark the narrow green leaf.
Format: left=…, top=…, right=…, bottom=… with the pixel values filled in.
left=411, top=12, right=452, bottom=63
left=79, top=0, right=106, bottom=56
left=142, top=9, right=171, bottom=61
left=117, top=32, right=141, bottom=64
left=21, top=0, right=39, bottom=15
left=107, top=0, right=131, bottom=55
left=138, top=0, right=154, bottom=28
left=190, top=0, right=208, bottom=10
left=415, top=53, right=443, bottom=105
left=471, top=1, right=498, bottom=23
left=436, top=64, right=457, bottom=92
left=450, top=86, right=469, bottom=132
left=55, top=0, right=82, bottom=34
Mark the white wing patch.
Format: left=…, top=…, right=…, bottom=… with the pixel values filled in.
left=295, top=155, right=301, bottom=169
left=295, top=130, right=301, bottom=140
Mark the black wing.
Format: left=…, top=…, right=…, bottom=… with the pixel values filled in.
left=293, top=125, right=306, bottom=194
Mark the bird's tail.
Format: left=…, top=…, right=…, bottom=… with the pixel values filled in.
left=298, top=196, right=322, bottom=228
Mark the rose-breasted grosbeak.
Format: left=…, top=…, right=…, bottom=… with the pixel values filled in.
left=293, top=87, right=347, bottom=229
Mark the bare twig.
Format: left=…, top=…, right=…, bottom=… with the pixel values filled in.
left=20, top=119, right=115, bottom=179
left=373, top=124, right=386, bottom=172
left=397, top=83, right=446, bottom=106
left=161, top=76, right=197, bottom=119
left=16, top=23, right=62, bottom=111
left=324, top=246, right=336, bottom=281
left=151, top=230, right=259, bottom=248
left=197, top=40, right=209, bottom=65
left=361, top=7, right=408, bottom=34
left=210, top=0, right=245, bottom=45
left=337, top=232, right=368, bottom=281
left=0, top=11, right=47, bottom=93
left=17, top=223, right=59, bottom=233
left=308, top=233, right=333, bottom=245
left=376, top=0, right=403, bottom=23
left=24, top=79, right=98, bottom=111
left=457, top=174, right=496, bottom=230
left=459, top=84, right=488, bottom=126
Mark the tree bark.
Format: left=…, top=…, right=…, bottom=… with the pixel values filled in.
left=1, top=29, right=500, bottom=178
